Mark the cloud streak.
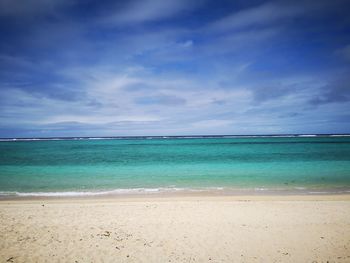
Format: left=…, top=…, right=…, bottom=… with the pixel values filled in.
left=207, top=2, right=303, bottom=33
left=103, top=0, right=202, bottom=25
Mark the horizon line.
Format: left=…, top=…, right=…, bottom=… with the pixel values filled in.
left=1, top=133, right=350, bottom=141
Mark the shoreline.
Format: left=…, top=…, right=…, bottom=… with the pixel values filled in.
left=2, top=193, right=350, bottom=202
left=1, top=185, right=350, bottom=200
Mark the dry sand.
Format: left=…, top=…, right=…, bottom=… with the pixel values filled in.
left=1, top=195, right=350, bottom=262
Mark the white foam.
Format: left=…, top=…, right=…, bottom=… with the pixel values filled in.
left=87, top=137, right=116, bottom=140
left=308, top=190, right=350, bottom=194
left=254, top=188, right=268, bottom=191
left=0, top=187, right=196, bottom=197
left=294, top=187, right=306, bottom=190
left=0, top=191, right=17, bottom=196
left=1, top=186, right=349, bottom=197
left=0, top=187, right=229, bottom=197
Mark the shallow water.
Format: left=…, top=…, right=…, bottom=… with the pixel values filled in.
left=0, top=136, right=350, bottom=196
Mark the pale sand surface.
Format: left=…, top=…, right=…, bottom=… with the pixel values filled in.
left=1, top=195, right=350, bottom=262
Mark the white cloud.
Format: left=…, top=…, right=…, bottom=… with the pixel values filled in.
left=180, top=40, right=193, bottom=48
left=46, top=114, right=161, bottom=125
left=208, top=2, right=303, bottom=33
left=103, top=0, right=201, bottom=25
left=192, top=119, right=233, bottom=128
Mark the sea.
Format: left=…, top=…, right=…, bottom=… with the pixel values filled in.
left=0, top=135, right=350, bottom=197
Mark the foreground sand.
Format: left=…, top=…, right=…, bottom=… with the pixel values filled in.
left=1, top=195, right=350, bottom=262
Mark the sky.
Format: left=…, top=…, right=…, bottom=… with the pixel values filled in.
left=0, top=0, right=350, bottom=137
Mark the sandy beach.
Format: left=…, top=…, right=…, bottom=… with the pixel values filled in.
left=1, top=195, right=350, bottom=262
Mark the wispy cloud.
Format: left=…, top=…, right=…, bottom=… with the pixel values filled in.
left=309, top=72, right=350, bottom=106
left=103, top=0, right=202, bottom=25
left=207, top=2, right=303, bottom=33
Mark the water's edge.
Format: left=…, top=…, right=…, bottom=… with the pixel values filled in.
left=1, top=186, right=350, bottom=199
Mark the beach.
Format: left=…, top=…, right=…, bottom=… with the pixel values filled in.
left=1, top=195, right=350, bottom=262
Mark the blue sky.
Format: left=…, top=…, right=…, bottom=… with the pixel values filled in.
left=0, top=0, right=350, bottom=137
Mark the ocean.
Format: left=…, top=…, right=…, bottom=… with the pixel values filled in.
left=0, top=135, right=350, bottom=197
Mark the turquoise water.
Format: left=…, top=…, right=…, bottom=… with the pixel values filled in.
left=0, top=136, right=350, bottom=196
